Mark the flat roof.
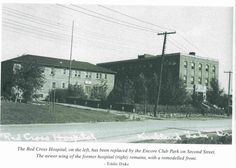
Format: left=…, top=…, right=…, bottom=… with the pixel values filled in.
left=97, top=52, right=218, bottom=65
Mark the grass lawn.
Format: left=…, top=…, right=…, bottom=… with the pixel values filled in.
left=1, top=101, right=128, bottom=124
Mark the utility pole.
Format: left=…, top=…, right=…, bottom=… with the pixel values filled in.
left=154, top=31, right=176, bottom=117
left=68, top=20, right=75, bottom=87
left=224, top=71, right=232, bottom=115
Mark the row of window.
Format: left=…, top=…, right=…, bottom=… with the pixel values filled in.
left=183, top=76, right=210, bottom=86
left=184, top=61, right=216, bottom=73
left=52, top=82, right=92, bottom=94
left=49, top=68, right=107, bottom=79
left=52, top=82, right=66, bottom=89
left=183, top=69, right=216, bottom=78
left=114, top=63, right=153, bottom=71
left=113, top=61, right=178, bottom=71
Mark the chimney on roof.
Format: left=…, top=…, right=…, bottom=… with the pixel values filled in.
left=189, top=52, right=196, bottom=56
left=138, top=54, right=154, bottom=59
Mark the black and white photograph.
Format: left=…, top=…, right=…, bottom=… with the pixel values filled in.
left=0, top=0, right=235, bottom=167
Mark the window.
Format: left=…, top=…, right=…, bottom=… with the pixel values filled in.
left=62, top=83, right=65, bottom=88
left=96, top=73, right=99, bottom=79
left=105, top=74, right=107, bottom=79
left=78, top=71, right=81, bottom=77
left=191, top=62, right=195, bottom=69
left=52, top=82, right=56, bottom=88
left=212, top=66, right=216, bottom=73
left=205, top=78, right=209, bottom=86
left=212, top=66, right=216, bottom=78
left=183, top=76, right=187, bottom=83
left=191, top=77, right=194, bottom=84
left=63, top=69, right=66, bottom=74
left=75, top=71, right=77, bottom=77
left=199, top=63, right=202, bottom=71
left=184, top=61, right=188, bottom=68
left=13, top=64, right=22, bottom=74
left=100, top=73, right=102, bottom=79
left=198, top=77, right=202, bottom=84
left=206, top=64, right=209, bottom=72
left=51, top=68, right=55, bottom=76
left=86, top=72, right=92, bottom=78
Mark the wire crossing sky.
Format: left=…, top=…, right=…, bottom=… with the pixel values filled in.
left=1, top=4, right=233, bottom=92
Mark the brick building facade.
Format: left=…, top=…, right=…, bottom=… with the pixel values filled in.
left=1, top=55, right=115, bottom=99
left=98, top=52, right=219, bottom=96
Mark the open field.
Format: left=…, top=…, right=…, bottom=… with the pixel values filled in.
left=1, top=102, right=128, bottom=124
left=1, top=101, right=231, bottom=125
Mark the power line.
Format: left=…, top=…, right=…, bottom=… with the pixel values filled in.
left=56, top=4, right=158, bottom=33
left=98, top=5, right=209, bottom=56
left=3, top=21, right=69, bottom=41
left=3, top=11, right=70, bottom=32
left=168, top=38, right=189, bottom=52
left=3, top=19, right=70, bottom=39
left=3, top=24, right=71, bottom=46
left=3, top=20, right=144, bottom=55
left=97, top=5, right=174, bottom=31
left=3, top=7, right=69, bottom=28
left=3, top=6, right=159, bottom=50
left=177, top=33, right=209, bottom=56
left=2, top=6, right=167, bottom=57
left=3, top=23, right=138, bottom=58
left=72, top=5, right=159, bottom=33
left=3, top=18, right=143, bottom=52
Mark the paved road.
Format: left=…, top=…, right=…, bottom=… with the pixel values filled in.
left=0, top=119, right=232, bottom=143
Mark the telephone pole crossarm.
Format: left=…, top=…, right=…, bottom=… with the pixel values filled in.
left=157, top=31, right=176, bottom=35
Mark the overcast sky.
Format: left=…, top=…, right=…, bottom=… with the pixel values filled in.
left=1, top=4, right=233, bottom=92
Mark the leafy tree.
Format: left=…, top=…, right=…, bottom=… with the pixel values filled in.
left=47, top=84, right=87, bottom=103
left=12, top=61, right=45, bottom=102
left=218, top=94, right=228, bottom=109
left=68, top=83, right=87, bottom=99
left=107, top=79, right=124, bottom=103
left=90, top=81, right=108, bottom=101
left=147, top=72, right=158, bottom=104
left=192, top=92, right=203, bottom=108
left=122, top=76, right=135, bottom=104
left=107, top=76, right=135, bottom=104
left=207, top=78, right=227, bottom=108
left=134, top=73, right=148, bottom=104
left=160, top=77, right=190, bottom=105
left=48, top=88, right=68, bottom=102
